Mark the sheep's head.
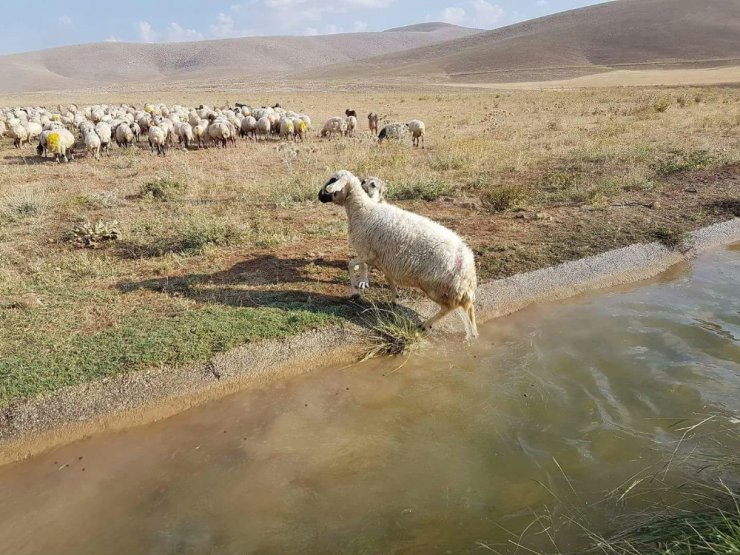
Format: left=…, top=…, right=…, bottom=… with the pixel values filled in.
left=361, top=177, right=387, bottom=203
left=319, top=170, right=360, bottom=205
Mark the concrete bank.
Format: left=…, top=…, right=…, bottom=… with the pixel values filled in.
left=1, top=217, right=738, bottom=465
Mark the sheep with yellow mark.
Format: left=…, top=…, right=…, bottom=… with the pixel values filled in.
left=38, top=128, right=76, bottom=162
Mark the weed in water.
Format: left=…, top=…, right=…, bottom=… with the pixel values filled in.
left=361, top=303, right=423, bottom=360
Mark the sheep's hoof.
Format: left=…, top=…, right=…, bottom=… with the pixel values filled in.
left=358, top=281, right=369, bottom=290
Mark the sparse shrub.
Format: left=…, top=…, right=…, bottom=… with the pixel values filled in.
left=389, top=178, right=454, bottom=202
left=652, top=149, right=716, bottom=177
left=694, top=93, right=704, bottom=104
left=68, top=220, right=120, bottom=248
left=653, top=96, right=671, bottom=113
left=179, top=217, right=239, bottom=253
left=481, top=183, right=531, bottom=212
left=676, top=93, right=689, bottom=108
left=1, top=189, right=50, bottom=221
left=547, top=120, right=562, bottom=131
left=427, top=151, right=467, bottom=171
left=139, top=178, right=186, bottom=200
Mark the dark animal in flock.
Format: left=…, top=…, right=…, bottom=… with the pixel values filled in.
left=345, top=109, right=357, bottom=118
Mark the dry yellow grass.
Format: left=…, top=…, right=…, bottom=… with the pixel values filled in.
left=1, top=84, right=738, bottom=406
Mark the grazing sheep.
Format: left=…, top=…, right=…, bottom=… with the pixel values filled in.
left=8, top=123, right=29, bottom=148
left=174, top=122, right=194, bottom=149
left=115, top=123, right=134, bottom=148
left=148, top=125, right=167, bottom=156
left=95, top=122, right=112, bottom=155
left=130, top=122, right=141, bottom=143
left=318, top=170, right=478, bottom=338
left=368, top=112, right=379, bottom=135
left=208, top=119, right=232, bottom=148
left=294, top=118, right=308, bottom=141
left=0, top=120, right=6, bottom=138
left=38, top=128, right=76, bottom=163
left=240, top=116, right=257, bottom=139
left=193, top=120, right=208, bottom=148
left=256, top=116, right=271, bottom=141
left=321, top=116, right=346, bottom=139
left=279, top=117, right=295, bottom=140
left=407, top=120, right=426, bottom=149
left=83, top=128, right=101, bottom=160
left=25, top=121, right=43, bottom=143
left=345, top=115, right=357, bottom=137
left=378, top=123, right=408, bottom=144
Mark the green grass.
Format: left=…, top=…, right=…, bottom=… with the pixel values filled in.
left=389, top=178, right=454, bottom=202
left=608, top=507, right=740, bottom=554
left=0, top=304, right=336, bottom=408
left=481, top=182, right=532, bottom=212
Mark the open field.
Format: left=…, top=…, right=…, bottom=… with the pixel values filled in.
left=1, top=85, right=739, bottom=409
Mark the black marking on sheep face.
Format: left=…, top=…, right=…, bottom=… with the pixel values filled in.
left=319, top=176, right=339, bottom=203
left=36, top=143, right=43, bottom=155
left=378, top=127, right=387, bottom=140
left=345, top=109, right=357, bottom=118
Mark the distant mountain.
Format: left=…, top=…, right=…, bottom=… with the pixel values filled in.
left=313, top=0, right=740, bottom=83
left=0, top=23, right=482, bottom=93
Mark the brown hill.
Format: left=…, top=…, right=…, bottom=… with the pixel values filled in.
left=0, top=23, right=481, bottom=93
left=313, top=0, right=740, bottom=83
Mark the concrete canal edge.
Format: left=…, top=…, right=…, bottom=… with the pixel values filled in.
left=1, top=217, right=738, bottom=465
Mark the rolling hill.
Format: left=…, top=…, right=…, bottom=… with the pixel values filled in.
left=0, top=23, right=481, bottom=93
left=313, top=0, right=740, bottom=83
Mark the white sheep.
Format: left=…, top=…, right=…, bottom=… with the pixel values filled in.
left=345, top=115, right=357, bottom=137
left=174, top=122, right=194, bottom=149
left=8, top=123, right=29, bottom=148
left=83, top=128, right=101, bottom=160
left=361, top=176, right=388, bottom=203
left=407, top=120, right=426, bottom=148
left=193, top=120, right=209, bottom=148
left=256, top=116, right=271, bottom=141
left=208, top=119, right=231, bottom=148
left=240, top=116, right=257, bottom=139
left=94, top=122, right=112, bottom=155
left=148, top=125, right=167, bottom=156
left=319, top=170, right=478, bottom=338
left=115, top=123, right=134, bottom=148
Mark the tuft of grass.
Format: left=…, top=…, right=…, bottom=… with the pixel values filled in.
left=0, top=189, right=50, bottom=221
left=652, top=149, right=717, bottom=177
left=389, top=178, right=454, bottom=202
left=650, top=225, right=687, bottom=250
left=608, top=507, right=740, bottom=554
left=361, top=303, right=423, bottom=360
left=481, top=183, right=531, bottom=212
left=139, top=177, right=186, bottom=200
left=124, top=215, right=241, bottom=257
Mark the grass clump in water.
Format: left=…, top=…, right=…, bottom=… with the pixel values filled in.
left=361, top=303, right=422, bottom=361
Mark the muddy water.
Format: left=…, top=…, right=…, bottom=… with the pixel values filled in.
left=1, top=246, right=738, bottom=554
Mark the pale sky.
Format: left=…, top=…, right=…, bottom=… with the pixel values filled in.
left=0, top=0, right=607, bottom=55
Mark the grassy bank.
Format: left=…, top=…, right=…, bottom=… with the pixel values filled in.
left=1, top=85, right=738, bottom=407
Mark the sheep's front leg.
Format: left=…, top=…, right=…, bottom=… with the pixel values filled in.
left=357, top=263, right=370, bottom=290
left=348, top=257, right=368, bottom=297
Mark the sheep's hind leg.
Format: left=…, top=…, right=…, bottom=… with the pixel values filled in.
left=382, top=273, right=400, bottom=305
left=421, top=305, right=454, bottom=332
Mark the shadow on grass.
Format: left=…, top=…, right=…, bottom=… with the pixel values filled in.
left=118, top=256, right=423, bottom=329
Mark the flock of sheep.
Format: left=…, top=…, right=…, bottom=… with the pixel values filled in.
left=0, top=103, right=427, bottom=162
left=1, top=100, right=473, bottom=338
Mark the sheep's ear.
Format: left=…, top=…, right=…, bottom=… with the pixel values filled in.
left=325, top=176, right=342, bottom=193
